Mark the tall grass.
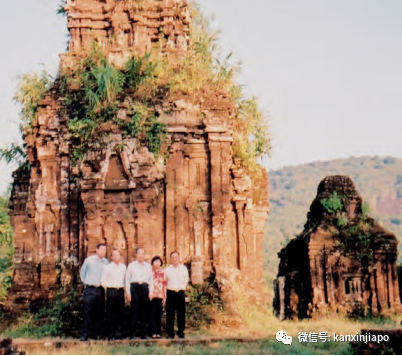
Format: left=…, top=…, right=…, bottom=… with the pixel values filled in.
left=20, top=339, right=352, bottom=355
left=13, top=70, right=53, bottom=129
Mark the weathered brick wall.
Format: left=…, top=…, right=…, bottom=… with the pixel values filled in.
left=5, top=0, right=269, bottom=314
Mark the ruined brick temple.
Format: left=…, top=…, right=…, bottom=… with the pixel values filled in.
left=274, top=176, right=401, bottom=319
left=5, top=0, right=269, bottom=313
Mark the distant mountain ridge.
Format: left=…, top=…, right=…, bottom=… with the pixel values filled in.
left=264, top=156, right=402, bottom=282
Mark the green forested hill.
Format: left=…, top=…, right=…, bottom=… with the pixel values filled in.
left=264, top=156, right=402, bottom=282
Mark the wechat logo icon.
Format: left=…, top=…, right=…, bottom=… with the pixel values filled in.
left=276, top=330, right=293, bottom=345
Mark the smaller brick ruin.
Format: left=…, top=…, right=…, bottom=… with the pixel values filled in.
left=274, top=175, right=401, bottom=320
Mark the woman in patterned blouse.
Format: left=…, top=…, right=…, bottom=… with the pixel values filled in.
left=150, top=256, right=167, bottom=338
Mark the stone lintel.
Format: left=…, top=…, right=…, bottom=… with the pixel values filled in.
left=186, top=139, right=206, bottom=144
left=208, top=136, right=233, bottom=143
left=232, top=196, right=247, bottom=203
left=166, top=126, right=188, bottom=133
left=205, top=125, right=227, bottom=133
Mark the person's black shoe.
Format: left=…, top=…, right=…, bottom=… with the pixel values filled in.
left=178, top=335, right=185, bottom=339
left=166, top=336, right=174, bottom=339
left=131, top=336, right=139, bottom=340
left=80, top=336, right=88, bottom=341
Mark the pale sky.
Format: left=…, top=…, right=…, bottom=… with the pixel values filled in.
left=1, top=0, right=402, bottom=192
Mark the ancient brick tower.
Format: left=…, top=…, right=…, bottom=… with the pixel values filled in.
left=274, top=176, right=400, bottom=320
left=5, top=0, right=269, bottom=312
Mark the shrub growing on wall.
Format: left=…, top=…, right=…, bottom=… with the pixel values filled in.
left=4, top=1, right=271, bottom=176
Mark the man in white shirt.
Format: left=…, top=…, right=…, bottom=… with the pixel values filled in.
left=79, top=243, right=109, bottom=341
left=101, top=249, right=126, bottom=340
left=125, top=247, right=153, bottom=339
left=165, top=251, right=189, bottom=339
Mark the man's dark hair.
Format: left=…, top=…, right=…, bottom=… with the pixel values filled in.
left=136, top=247, right=145, bottom=254
left=96, top=243, right=106, bottom=250
left=170, top=251, right=179, bottom=257
left=151, top=256, right=163, bottom=266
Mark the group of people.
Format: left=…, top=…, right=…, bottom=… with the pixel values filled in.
left=79, top=244, right=189, bottom=341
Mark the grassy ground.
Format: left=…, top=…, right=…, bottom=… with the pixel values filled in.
left=199, top=304, right=400, bottom=340
left=3, top=305, right=400, bottom=355
left=3, top=305, right=398, bottom=340
left=22, top=339, right=353, bottom=355
left=2, top=283, right=400, bottom=354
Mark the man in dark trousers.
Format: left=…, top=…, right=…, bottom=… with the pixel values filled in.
left=101, top=249, right=126, bottom=340
left=125, top=247, right=153, bottom=339
left=165, top=251, right=189, bottom=339
left=80, top=243, right=109, bottom=341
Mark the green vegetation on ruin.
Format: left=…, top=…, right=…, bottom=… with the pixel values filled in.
left=186, top=282, right=224, bottom=328
left=60, top=46, right=167, bottom=164
left=1, top=285, right=83, bottom=339
left=320, top=191, right=392, bottom=266
left=0, top=70, right=53, bottom=170
left=0, top=144, right=29, bottom=171
left=334, top=223, right=374, bottom=266
left=2, top=1, right=271, bottom=175
left=321, top=191, right=343, bottom=214
left=13, top=70, right=53, bottom=130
